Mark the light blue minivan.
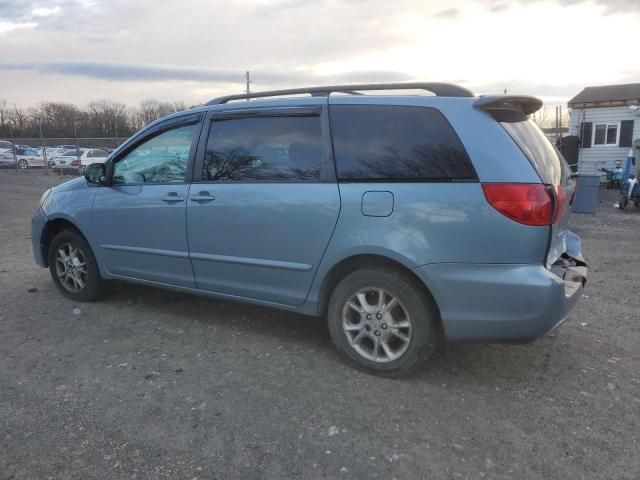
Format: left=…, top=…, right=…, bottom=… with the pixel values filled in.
left=32, top=83, right=587, bottom=374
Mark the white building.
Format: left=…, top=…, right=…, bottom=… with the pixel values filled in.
left=568, top=83, right=640, bottom=174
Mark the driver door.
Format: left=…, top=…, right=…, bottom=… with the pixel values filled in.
left=92, top=115, right=202, bottom=287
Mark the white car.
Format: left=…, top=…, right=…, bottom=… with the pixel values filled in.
left=78, top=149, right=109, bottom=173
left=48, top=155, right=80, bottom=170
left=48, top=148, right=109, bottom=173
left=0, top=150, right=16, bottom=167
left=12, top=147, right=47, bottom=169
left=0, top=140, right=14, bottom=154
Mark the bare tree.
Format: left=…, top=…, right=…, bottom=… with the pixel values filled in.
left=7, top=105, right=26, bottom=132
left=1, top=98, right=190, bottom=138
left=87, top=100, right=127, bottom=137
left=0, top=99, right=7, bottom=130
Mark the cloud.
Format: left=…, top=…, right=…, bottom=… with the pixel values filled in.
left=434, top=7, right=460, bottom=18
left=489, top=3, right=510, bottom=12
left=0, top=0, right=72, bottom=21
left=31, top=6, right=62, bottom=17
left=519, top=0, right=640, bottom=14
left=0, top=0, right=637, bottom=107
left=0, top=21, right=36, bottom=33
left=0, top=61, right=412, bottom=86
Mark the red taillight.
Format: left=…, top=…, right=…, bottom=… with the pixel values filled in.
left=482, top=183, right=553, bottom=226
left=71, top=160, right=80, bottom=166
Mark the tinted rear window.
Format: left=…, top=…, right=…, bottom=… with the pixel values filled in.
left=501, top=119, right=571, bottom=186
left=330, top=105, right=476, bottom=182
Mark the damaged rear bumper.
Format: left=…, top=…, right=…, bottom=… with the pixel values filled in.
left=413, top=253, right=587, bottom=343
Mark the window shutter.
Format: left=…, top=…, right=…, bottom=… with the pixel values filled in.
left=620, top=120, right=634, bottom=148
left=580, top=122, right=592, bottom=148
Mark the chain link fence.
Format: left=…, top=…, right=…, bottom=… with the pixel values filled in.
left=0, top=137, right=128, bottom=175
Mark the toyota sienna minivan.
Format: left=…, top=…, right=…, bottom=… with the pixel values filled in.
left=32, top=83, right=587, bottom=375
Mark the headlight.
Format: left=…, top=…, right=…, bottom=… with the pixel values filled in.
left=38, top=188, right=52, bottom=209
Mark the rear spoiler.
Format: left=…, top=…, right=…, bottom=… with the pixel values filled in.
left=474, top=95, right=543, bottom=115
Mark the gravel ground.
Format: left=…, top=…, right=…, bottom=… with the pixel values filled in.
left=1, top=169, right=639, bottom=480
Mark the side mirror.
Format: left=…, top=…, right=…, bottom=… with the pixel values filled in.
left=84, top=163, right=107, bottom=185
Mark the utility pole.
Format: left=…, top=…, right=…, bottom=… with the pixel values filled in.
left=39, top=118, right=48, bottom=174
left=245, top=70, right=252, bottom=98
left=10, top=127, right=17, bottom=171
left=73, top=121, right=79, bottom=159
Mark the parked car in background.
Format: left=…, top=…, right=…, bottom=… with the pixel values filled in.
left=14, top=147, right=46, bottom=169
left=0, top=150, right=16, bottom=167
left=46, top=146, right=66, bottom=157
left=48, top=155, right=80, bottom=171
left=31, top=83, right=587, bottom=375
left=46, top=148, right=109, bottom=174
left=77, top=149, right=109, bottom=174
left=0, top=140, right=14, bottom=154
left=46, top=149, right=83, bottom=169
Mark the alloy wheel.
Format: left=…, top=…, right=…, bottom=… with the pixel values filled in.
left=54, top=242, right=88, bottom=293
left=341, top=287, right=412, bottom=363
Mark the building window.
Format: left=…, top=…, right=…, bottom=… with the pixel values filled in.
left=593, top=123, right=618, bottom=146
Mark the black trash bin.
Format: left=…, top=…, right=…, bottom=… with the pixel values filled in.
left=571, top=174, right=601, bottom=214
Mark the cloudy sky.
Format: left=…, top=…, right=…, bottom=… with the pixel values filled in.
left=0, top=0, right=638, bottom=107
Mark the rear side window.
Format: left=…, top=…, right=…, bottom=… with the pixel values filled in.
left=203, top=116, right=324, bottom=182
left=500, top=119, right=571, bottom=186
left=329, top=105, right=476, bottom=182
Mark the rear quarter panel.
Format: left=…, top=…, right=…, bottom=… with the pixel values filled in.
left=316, top=182, right=549, bottom=269
left=304, top=97, right=550, bottom=313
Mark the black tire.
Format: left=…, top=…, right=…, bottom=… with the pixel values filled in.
left=48, top=230, right=107, bottom=302
left=327, top=267, right=437, bottom=376
left=17, top=159, right=28, bottom=169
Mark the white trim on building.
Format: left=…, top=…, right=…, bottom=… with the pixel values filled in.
left=568, top=105, right=639, bottom=174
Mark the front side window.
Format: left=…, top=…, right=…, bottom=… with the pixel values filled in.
left=330, top=105, right=476, bottom=181
left=113, top=124, right=196, bottom=184
left=593, top=123, right=618, bottom=146
left=203, top=116, right=324, bottom=182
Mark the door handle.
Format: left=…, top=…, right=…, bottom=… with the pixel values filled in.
left=190, top=191, right=215, bottom=202
left=161, top=192, right=185, bottom=203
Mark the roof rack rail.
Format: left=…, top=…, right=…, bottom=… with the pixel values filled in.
left=206, top=82, right=474, bottom=105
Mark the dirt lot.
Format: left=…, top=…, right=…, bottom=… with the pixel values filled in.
left=1, top=169, right=639, bottom=480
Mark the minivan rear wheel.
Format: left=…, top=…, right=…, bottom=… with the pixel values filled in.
left=48, top=230, right=107, bottom=302
left=327, top=267, right=436, bottom=376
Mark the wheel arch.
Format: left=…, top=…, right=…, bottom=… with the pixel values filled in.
left=317, top=254, right=442, bottom=329
left=40, top=217, right=91, bottom=267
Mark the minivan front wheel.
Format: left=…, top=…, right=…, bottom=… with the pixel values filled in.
left=327, top=267, right=436, bottom=375
left=48, top=230, right=106, bottom=302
